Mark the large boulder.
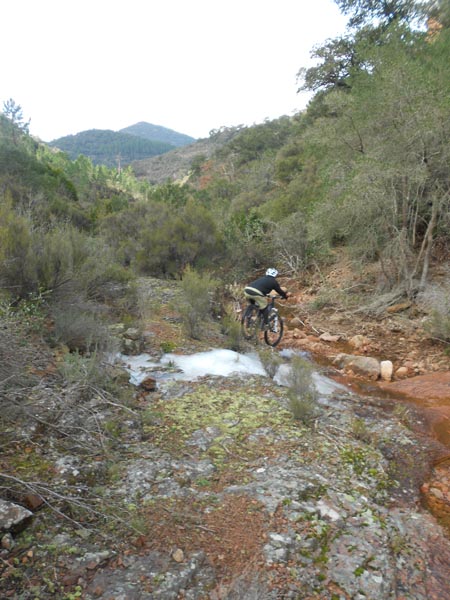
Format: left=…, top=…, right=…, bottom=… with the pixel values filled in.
left=333, top=353, right=381, bottom=380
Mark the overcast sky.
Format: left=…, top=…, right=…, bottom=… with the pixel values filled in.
left=2, top=0, right=348, bottom=142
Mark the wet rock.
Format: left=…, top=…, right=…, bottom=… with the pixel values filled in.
left=122, top=337, right=144, bottom=355
left=106, top=364, right=130, bottom=384
left=380, top=371, right=450, bottom=400
left=421, top=462, right=450, bottom=529
left=139, top=376, right=157, bottom=392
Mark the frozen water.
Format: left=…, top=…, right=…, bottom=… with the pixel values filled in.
left=119, top=349, right=265, bottom=385
left=117, top=353, right=159, bottom=385
left=161, top=349, right=266, bottom=379
left=274, top=363, right=347, bottom=395
left=118, top=348, right=348, bottom=397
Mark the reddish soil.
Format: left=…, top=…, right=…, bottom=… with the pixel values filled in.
left=276, top=269, right=450, bottom=531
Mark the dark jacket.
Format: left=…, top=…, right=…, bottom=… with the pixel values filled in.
left=245, top=275, right=288, bottom=299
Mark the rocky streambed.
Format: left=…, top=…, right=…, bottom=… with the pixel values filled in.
left=7, top=349, right=449, bottom=599
left=2, top=276, right=450, bottom=599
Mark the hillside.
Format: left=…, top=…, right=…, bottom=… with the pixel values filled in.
left=49, top=128, right=175, bottom=168
left=120, top=121, right=195, bottom=147
left=131, top=126, right=241, bottom=184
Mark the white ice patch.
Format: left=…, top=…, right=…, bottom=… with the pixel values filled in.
left=117, top=353, right=159, bottom=385
left=119, top=349, right=266, bottom=385
left=119, top=348, right=348, bottom=397
left=274, top=363, right=348, bottom=396
left=161, top=349, right=266, bottom=379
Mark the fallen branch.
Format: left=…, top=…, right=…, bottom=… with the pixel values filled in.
left=0, top=472, right=142, bottom=534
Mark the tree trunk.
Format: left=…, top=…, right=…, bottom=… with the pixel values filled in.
left=417, top=197, right=440, bottom=290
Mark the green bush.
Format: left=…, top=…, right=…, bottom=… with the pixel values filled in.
left=258, top=347, right=283, bottom=378
left=221, top=313, right=245, bottom=352
left=57, top=351, right=105, bottom=385
left=286, top=356, right=318, bottom=425
left=160, top=340, right=177, bottom=353
left=0, top=203, right=37, bottom=298
left=51, top=304, right=113, bottom=353
left=179, top=266, right=219, bottom=339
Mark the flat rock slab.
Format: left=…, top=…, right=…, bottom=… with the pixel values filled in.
left=380, top=371, right=450, bottom=400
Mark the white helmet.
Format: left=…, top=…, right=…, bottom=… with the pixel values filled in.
left=266, top=268, right=278, bottom=277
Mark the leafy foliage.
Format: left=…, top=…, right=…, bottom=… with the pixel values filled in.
left=179, top=266, right=219, bottom=339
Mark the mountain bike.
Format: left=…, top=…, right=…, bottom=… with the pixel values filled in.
left=241, top=295, right=284, bottom=347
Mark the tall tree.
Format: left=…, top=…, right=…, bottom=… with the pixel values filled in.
left=298, top=0, right=428, bottom=94
left=334, top=0, right=426, bottom=29
left=2, top=98, right=30, bottom=143
left=303, top=27, right=450, bottom=291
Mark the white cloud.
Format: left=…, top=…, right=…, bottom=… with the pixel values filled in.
left=2, top=0, right=347, bottom=141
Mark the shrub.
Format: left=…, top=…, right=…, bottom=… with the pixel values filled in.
left=57, top=351, right=105, bottom=386
left=351, top=418, right=373, bottom=443
left=179, top=266, right=219, bottom=339
left=160, top=340, right=177, bottom=353
left=51, top=303, right=113, bottom=353
left=258, top=347, right=283, bottom=378
left=221, top=313, right=245, bottom=351
left=0, top=204, right=37, bottom=298
left=286, top=356, right=318, bottom=425
left=419, top=284, right=450, bottom=343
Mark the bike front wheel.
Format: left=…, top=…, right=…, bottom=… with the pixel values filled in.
left=264, top=314, right=284, bottom=347
left=241, top=304, right=259, bottom=341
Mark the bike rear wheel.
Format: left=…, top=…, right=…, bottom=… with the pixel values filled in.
left=264, top=312, right=284, bottom=347
left=241, top=304, right=259, bottom=341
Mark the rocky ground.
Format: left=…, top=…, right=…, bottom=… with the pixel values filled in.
left=1, top=270, right=450, bottom=599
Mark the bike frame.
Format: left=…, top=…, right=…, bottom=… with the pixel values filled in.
left=241, top=294, right=284, bottom=347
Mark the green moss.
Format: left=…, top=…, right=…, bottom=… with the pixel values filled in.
left=160, top=340, right=177, bottom=353
left=147, top=385, right=301, bottom=460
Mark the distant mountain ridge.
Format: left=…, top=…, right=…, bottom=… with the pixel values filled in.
left=49, top=122, right=197, bottom=168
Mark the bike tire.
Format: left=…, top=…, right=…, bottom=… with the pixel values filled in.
left=264, top=315, right=284, bottom=347
left=241, top=304, right=259, bottom=341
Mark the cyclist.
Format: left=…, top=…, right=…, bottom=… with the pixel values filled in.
left=244, top=268, right=289, bottom=326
